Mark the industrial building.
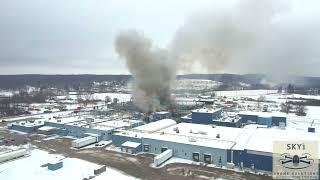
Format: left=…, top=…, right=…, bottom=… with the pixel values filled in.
left=151, top=111, right=171, bottom=121
left=238, top=111, right=287, bottom=127
left=8, top=114, right=317, bottom=174
left=10, top=115, right=143, bottom=141
left=112, top=119, right=320, bottom=172
left=191, top=108, right=222, bottom=124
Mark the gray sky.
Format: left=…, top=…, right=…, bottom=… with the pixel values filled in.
left=0, top=0, right=319, bottom=75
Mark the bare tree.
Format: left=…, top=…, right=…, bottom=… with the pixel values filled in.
left=281, top=101, right=292, bottom=114
left=295, top=104, right=307, bottom=116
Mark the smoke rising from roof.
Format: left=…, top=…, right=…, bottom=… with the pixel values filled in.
left=115, top=31, right=176, bottom=112
left=115, top=0, right=320, bottom=111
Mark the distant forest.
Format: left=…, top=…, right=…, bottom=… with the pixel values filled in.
left=1, top=74, right=320, bottom=90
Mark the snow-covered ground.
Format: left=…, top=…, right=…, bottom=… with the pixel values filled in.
left=0, top=148, right=137, bottom=180
left=0, top=91, right=14, bottom=97
left=215, top=89, right=277, bottom=97
left=2, top=110, right=72, bottom=122
left=175, top=79, right=222, bottom=90
left=57, top=93, right=132, bottom=102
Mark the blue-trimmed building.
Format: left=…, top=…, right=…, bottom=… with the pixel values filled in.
left=191, top=108, right=222, bottom=124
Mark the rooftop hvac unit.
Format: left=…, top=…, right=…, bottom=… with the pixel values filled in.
left=160, top=132, right=164, bottom=135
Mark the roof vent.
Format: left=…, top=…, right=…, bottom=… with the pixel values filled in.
left=216, top=134, right=220, bottom=138
left=189, top=138, right=196, bottom=142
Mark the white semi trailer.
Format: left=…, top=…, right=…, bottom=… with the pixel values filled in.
left=71, top=136, right=97, bottom=148
left=154, top=149, right=173, bottom=166
left=0, top=149, right=28, bottom=163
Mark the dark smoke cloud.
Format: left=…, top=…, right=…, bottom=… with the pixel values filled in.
left=115, top=31, right=176, bottom=112
left=115, top=0, right=320, bottom=111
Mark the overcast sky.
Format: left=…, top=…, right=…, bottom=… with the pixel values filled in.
left=0, top=0, right=319, bottom=75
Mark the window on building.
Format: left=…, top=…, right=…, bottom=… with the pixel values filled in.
left=192, top=152, right=200, bottom=162
left=204, top=154, right=212, bottom=164
left=143, top=144, right=149, bottom=152
left=161, top=147, right=168, bottom=153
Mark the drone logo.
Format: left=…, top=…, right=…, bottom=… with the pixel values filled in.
left=279, top=153, right=314, bottom=169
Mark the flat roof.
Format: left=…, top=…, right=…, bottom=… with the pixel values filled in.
left=238, top=111, right=287, bottom=117
left=145, top=132, right=236, bottom=150
left=97, top=119, right=141, bottom=128
left=244, top=127, right=320, bottom=154
left=154, top=111, right=170, bottom=115
left=121, top=141, right=141, bottom=148
left=192, top=108, right=221, bottom=114
left=14, top=120, right=44, bottom=127
left=143, top=123, right=241, bottom=149
left=133, top=119, right=177, bottom=133
left=38, top=126, right=56, bottom=131
left=117, top=122, right=320, bottom=156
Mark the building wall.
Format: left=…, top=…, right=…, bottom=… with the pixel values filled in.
left=271, top=116, right=287, bottom=126
left=192, top=112, right=212, bottom=124
left=238, top=114, right=258, bottom=123
left=48, top=161, right=63, bottom=171
left=121, top=144, right=142, bottom=154
left=229, top=150, right=272, bottom=171
left=112, top=134, right=142, bottom=147
left=63, top=125, right=112, bottom=140
left=142, top=138, right=227, bottom=165
left=257, top=117, right=272, bottom=127
left=153, top=112, right=171, bottom=121
left=10, top=124, right=43, bottom=133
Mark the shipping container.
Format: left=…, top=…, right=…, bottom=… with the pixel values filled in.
left=154, top=149, right=173, bottom=166
left=71, top=136, right=97, bottom=148
left=0, top=149, right=27, bottom=163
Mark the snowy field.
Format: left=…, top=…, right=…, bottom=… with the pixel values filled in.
left=215, top=89, right=277, bottom=97
left=0, top=148, right=137, bottom=180
left=57, top=92, right=132, bottom=102
left=0, top=91, right=14, bottom=97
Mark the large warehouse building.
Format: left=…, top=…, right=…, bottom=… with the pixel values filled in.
left=112, top=119, right=320, bottom=172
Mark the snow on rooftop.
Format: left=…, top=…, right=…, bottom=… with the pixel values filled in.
left=38, top=126, right=56, bottom=131
left=154, top=111, right=170, bottom=115
left=122, top=141, right=141, bottom=148
left=146, top=131, right=236, bottom=150
left=48, top=116, right=83, bottom=124
left=97, top=119, right=140, bottom=128
left=245, top=127, right=320, bottom=155
left=142, top=123, right=241, bottom=149
left=192, top=108, right=221, bottom=114
left=0, top=148, right=137, bottom=180
left=91, top=125, right=114, bottom=131
left=238, top=111, right=287, bottom=117
left=162, top=123, right=242, bottom=142
left=134, top=119, right=177, bottom=133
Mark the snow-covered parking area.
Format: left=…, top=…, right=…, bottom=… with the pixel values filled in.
left=0, top=148, right=138, bottom=180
